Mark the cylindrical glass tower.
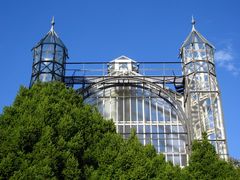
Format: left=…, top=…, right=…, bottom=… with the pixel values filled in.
left=30, top=18, right=68, bottom=87
left=180, top=18, right=228, bottom=159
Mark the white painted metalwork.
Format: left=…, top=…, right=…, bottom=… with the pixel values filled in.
left=30, top=17, right=229, bottom=166
left=180, top=18, right=228, bottom=159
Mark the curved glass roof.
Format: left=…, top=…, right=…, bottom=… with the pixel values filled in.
left=85, top=85, right=189, bottom=166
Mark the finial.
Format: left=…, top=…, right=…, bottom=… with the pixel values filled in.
left=191, top=15, right=196, bottom=30
left=50, top=16, right=55, bottom=32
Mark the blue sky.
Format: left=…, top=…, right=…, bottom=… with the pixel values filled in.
left=0, top=0, right=239, bottom=158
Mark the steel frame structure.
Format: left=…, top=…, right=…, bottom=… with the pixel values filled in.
left=30, top=17, right=68, bottom=87
left=63, top=57, right=191, bottom=166
left=29, top=18, right=228, bottom=166
left=180, top=18, right=228, bottom=159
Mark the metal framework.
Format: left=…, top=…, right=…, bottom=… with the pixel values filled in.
left=30, top=17, right=68, bottom=87
left=29, top=18, right=228, bottom=166
left=180, top=18, right=228, bottom=159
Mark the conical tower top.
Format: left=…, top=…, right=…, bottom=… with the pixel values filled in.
left=32, top=17, right=68, bottom=51
left=180, top=17, right=215, bottom=51
left=30, top=17, right=68, bottom=87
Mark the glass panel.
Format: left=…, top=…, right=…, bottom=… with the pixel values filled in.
left=144, top=98, right=150, bottom=121
left=173, top=140, right=179, bottom=152
left=159, top=125, right=164, bottom=139
left=159, top=140, right=165, bottom=152
left=152, top=125, right=158, bottom=140
left=145, top=125, right=151, bottom=144
left=55, top=45, right=63, bottom=63
left=174, top=155, right=180, bottom=165
left=181, top=155, right=187, bottom=166
left=157, top=106, right=164, bottom=121
left=151, top=99, right=157, bottom=121
left=125, top=125, right=130, bottom=138
left=118, top=97, right=123, bottom=122
left=131, top=97, right=137, bottom=121
left=39, top=73, right=52, bottom=82
left=171, top=110, right=177, bottom=122
left=165, top=108, right=170, bottom=121
left=167, top=155, right=173, bottom=162
left=138, top=125, right=144, bottom=143
left=125, top=97, right=130, bottom=122
left=138, top=98, right=143, bottom=122
left=42, top=44, right=54, bottom=60
left=34, top=46, right=41, bottom=63
left=180, top=135, right=186, bottom=153
left=98, top=99, right=103, bottom=114
left=118, top=125, right=123, bottom=134
left=54, top=74, right=62, bottom=81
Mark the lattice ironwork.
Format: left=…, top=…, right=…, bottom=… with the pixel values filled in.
left=30, top=17, right=68, bottom=87
left=29, top=17, right=228, bottom=165
left=180, top=17, right=228, bottom=159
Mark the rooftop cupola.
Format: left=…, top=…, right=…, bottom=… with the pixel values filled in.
left=30, top=17, right=68, bottom=87
left=108, top=56, right=139, bottom=75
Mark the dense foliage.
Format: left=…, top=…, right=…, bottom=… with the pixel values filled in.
left=0, top=82, right=239, bottom=179
left=184, top=132, right=240, bottom=179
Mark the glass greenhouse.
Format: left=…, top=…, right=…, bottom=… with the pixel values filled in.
left=30, top=18, right=228, bottom=166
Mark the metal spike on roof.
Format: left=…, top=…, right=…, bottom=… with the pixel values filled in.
left=191, top=15, right=196, bottom=30
left=50, top=16, right=55, bottom=32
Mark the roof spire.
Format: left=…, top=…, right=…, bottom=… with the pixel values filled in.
left=50, top=16, right=55, bottom=32
left=191, top=15, right=196, bottom=30
left=180, top=16, right=215, bottom=50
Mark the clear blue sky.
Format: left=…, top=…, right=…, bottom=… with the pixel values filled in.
left=0, top=0, right=239, bottom=158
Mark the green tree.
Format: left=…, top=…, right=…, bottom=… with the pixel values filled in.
left=1, top=82, right=239, bottom=179
left=0, top=82, right=183, bottom=179
left=0, top=82, right=116, bottom=179
left=87, top=130, right=184, bottom=180
left=185, top=132, right=240, bottom=179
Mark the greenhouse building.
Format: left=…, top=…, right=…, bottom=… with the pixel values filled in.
left=29, top=17, right=228, bottom=166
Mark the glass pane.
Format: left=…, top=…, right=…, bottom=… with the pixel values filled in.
left=138, top=98, right=143, bottom=121
left=157, top=106, right=164, bottom=121
left=125, top=97, right=130, bottom=122
left=118, top=97, right=123, bottom=122
left=39, top=73, right=52, bottom=82
left=34, top=46, right=41, bottom=63
left=55, top=45, right=63, bottom=63
left=144, top=98, right=150, bottom=121
left=165, top=108, right=170, bottom=121
left=42, top=44, right=54, bottom=60
left=151, top=99, right=157, bottom=121
left=131, top=97, right=137, bottom=121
